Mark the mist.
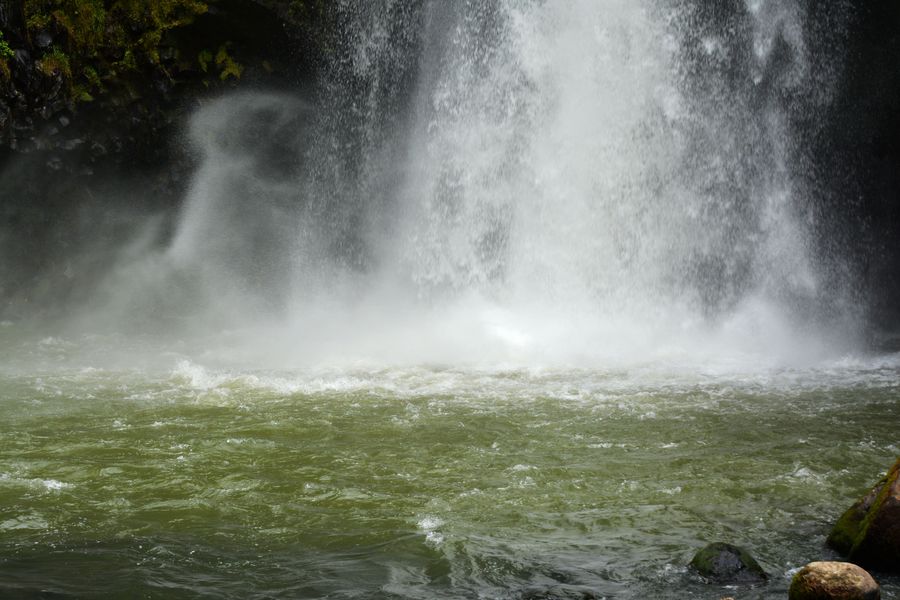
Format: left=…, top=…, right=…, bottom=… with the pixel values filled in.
left=0, top=0, right=881, bottom=371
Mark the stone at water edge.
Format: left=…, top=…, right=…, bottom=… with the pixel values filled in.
left=789, top=561, right=880, bottom=600
left=827, top=457, right=900, bottom=572
left=688, top=542, right=768, bottom=583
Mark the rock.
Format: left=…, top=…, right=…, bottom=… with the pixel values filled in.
left=789, top=561, right=880, bottom=600
left=62, top=138, right=84, bottom=151
left=828, top=458, right=900, bottom=572
left=519, top=586, right=598, bottom=600
left=34, top=31, right=53, bottom=49
left=13, top=48, right=30, bottom=69
left=689, top=542, right=767, bottom=583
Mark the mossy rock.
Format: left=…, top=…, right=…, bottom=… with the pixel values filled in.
left=828, top=458, right=900, bottom=573
left=789, top=561, right=880, bottom=600
left=689, top=542, right=767, bottom=583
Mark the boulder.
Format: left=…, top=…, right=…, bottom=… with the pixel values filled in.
left=689, top=542, right=767, bottom=583
left=520, top=585, right=599, bottom=599
left=789, top=561, right=880, bottom=600
left=828, top=458, right=900, bottom=572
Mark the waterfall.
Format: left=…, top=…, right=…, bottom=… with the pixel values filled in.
left=101, top=0, right=857, bottom=367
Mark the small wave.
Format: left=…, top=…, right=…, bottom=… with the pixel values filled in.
left=0, top=474, right=72, bottom=492
left=417, top=516, right=445, bottom=547
left=0, top=514, right=49, bottom=531
left=159, top=350, right=900, bottom=405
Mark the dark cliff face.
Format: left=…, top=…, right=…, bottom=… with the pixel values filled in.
left=817, top=2, right=900, bottom=340
left=0, top=0, right=314, bottom=174
left=0, top=0, right=332, bottom=319
left=684, top=1, right=900, bottom=338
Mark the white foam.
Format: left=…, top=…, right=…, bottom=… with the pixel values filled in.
left=417, top=516, right=445, bottom=547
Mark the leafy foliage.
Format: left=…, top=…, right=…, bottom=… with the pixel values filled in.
left=22, top=0, right=210, bottom=97
left=0, top=31, right=14, bottom=60
left=215, top=44, right=243, bottom=81
left=0, top=31, right=12, bottom=80
left=37, top=46, right=71, bottom=78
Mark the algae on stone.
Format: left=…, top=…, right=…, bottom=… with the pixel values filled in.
left=828, top=458, right=900, bottom=573
left=689, top=542, right=768, bottom=583
left=21, top=0, right=209, bottom=99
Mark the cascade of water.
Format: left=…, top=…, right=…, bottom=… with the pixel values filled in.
left=119, top=0, right=856, bottom=366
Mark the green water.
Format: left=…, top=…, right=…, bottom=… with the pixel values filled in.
left=0, top=333, right=898, bottom=599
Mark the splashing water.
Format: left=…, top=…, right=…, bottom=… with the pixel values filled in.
left=84, top=0, right=858, bottom=371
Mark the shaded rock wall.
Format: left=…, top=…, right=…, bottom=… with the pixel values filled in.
left=0, top=0, right=332, bottom=319
left=813, top=2, right=900, bottom=343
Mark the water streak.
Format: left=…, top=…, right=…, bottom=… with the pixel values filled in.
left=89, top=0, right=857, bottom=369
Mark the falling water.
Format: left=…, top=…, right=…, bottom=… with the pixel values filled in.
left=87, top=0, right=856, bottom=369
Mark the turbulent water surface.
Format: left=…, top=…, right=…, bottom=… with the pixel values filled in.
left=0, top=331, right=898, bottom=599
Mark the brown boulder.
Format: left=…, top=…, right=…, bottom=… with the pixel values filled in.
left=789, top=561, right=880, bottom=600
left=827, top=458, right=900, bottom=572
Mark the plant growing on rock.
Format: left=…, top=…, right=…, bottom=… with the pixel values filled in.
left=828, top=457, right=900, bottom=572
left=0, top=33, right=11, bottom=80
left=22, top=0, right=210, bottom=99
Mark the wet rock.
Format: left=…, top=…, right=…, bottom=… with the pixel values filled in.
left=62, top=138, right=84, bottom=151
left=828, top=458, right=900, bottom=572
left=89, top=142, right=107, bottom=158
left=13, top=48, right=30, bottom=69
left=34, top=31, right=53, bottom=49
left=689, top=542, right=767, bottom=583
left=519, top=585, right=599, bottom=600
left=12, top=116, right=32, bottom=131
left=789, top=562, right=880, bottom=600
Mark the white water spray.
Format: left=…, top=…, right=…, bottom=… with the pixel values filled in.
left=98, top=0, right=857, bottom=369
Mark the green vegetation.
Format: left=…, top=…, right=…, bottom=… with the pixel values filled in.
left=689, top=542, right=768, bottom=583
left=5, top=0, right=337, bottom=101
left=0, top=31, right=13, bottom=80
left=21, top=0, right=212, bottom=98
left=0, top=31, right=13, bottom=59
left=828, top=458, right=900, bottom=570
left=37, top=46, right=71, bottom=78
left=214, top=44, right=243, bottom=81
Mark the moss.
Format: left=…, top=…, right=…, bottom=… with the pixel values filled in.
left=828, top=500, right=866, bottom=555
left=0, top=32, right=14, bottom=60
left=214, top=44, right=243, bottom=81
left=0, top=32, right=12, bottom=81
left=828, top=458, right=900, bottom=568
left=197, top=48, right=213, bottom=73
left=12, top=0, right=334, bottom=105
left=21, top=0, right=210, bottom=101
left=690, top=542, right=767, bottom=583
left=38, top=46, right=72, bottom=78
